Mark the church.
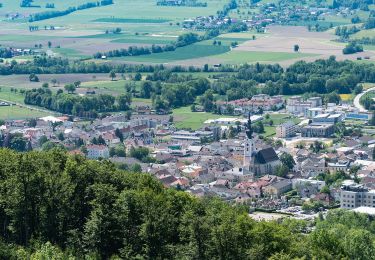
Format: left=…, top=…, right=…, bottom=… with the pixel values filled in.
left=243, top=116, right=281, bottom=177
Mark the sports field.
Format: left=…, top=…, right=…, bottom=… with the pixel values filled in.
left=172, top=106, right=234, bottom=130
left=0, top=105, right=50, bottom=120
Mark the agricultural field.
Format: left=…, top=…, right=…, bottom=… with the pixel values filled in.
left=1, top=0, right=369, bottom=65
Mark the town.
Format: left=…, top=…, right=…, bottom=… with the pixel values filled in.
left=1, top=89, right=375, bottom=220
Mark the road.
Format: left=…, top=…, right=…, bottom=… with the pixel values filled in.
left=353, top=87, right=375, bottom=112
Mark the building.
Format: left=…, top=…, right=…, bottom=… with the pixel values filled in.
left=345, top=112, right=371, bottom=121
left=276, top=121, right=297, bottom=138
left=243, top=117, right=281, bottom=176
left=286, top=96, right=322, bottom=115
left=340, top=183, right=375, bottom=209
left=306, top=107, right=324, bottom=118
left=171, top=130, right=214, bottom=142
left=87, top=144, right=110, bottom=159
left=327, top=160, right=350, bottom=173
left=312, top=113, right=343, bottom=124
left=216, top=94, right=284, bottom=115
left=250, top=147, right=281, bottom=176
left=263, top=179, right=292, bottom=196
left=301, top=123, right=335, bottom=138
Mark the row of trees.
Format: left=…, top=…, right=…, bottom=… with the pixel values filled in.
left=24, top=88, right=131, bottom=118
left=0, top=149, right=373, bottom=259
left=29, top=0, right=113, bottom=22
left=94, top=32, right=202, bottom=59
left=0, top=56, right=216, bottom=75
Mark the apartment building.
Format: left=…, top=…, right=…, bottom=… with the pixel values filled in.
left=340, top=183, right=375, bottom=209
left=276, top=121, right=297, bottom=138
left=286, top=96, right=322, bottom=115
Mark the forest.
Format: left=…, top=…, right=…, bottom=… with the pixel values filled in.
left=24, top=88, right=132, bottom=118
left=0, top=148, right=372, bottom=259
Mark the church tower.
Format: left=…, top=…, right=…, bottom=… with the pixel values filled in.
left=243, top=113, right=254, bottom=167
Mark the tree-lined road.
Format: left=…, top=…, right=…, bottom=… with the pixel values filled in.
left=353, top=87, right=375, bottom=112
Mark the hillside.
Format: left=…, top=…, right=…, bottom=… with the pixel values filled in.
left=0, top=148, right=371, bottom=259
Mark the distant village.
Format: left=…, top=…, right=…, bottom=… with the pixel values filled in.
left=1, top=92, right=375, bottom=219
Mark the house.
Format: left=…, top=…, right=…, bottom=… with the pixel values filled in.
left=86, top=144, right=109, bottom=159
left=299, top=157, right=326, bottom=177
left=263, top=179, right=292, bottom=196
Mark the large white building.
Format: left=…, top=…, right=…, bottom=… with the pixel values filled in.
left=87, top=144, right=110, bottom=159
left=276, top=121, right=297, bottom=138
left=286, top=96, right=322, bottom=115
left=340, top=183, right=375, bottom=209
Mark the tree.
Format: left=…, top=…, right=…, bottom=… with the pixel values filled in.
left=9, top=134, right=27, bottom=152
left=117, top=93, right=132, bottom=111
left=134, top=72, right=142, bottom=81
left=29, top=73, right=39, bottom=82
left=110, top=70, right=117, bottom=81
left=115, top=128, right=124, bottom=142
left=253, top=121, right=264, bottom=133
left=140, top=81, right=153, bottom=99
left=370, top=111, right=375, bottom=126
left=280, top=153, right=295, bottom=170
left=74, top=81, right=81, bottom=88
left=294, top=44, right=299, bottom=52
left=64, top=84, right=76, bottom=94
left=275, top=164, right=289, bottom=177
left=48, top=41, right=52, bottom=48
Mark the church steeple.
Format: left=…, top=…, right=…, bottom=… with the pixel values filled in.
left=246, top=112, right=253, bottom=139
left=244, top=112, right=254, bottom=167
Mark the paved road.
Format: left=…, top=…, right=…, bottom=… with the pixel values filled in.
left=353, top=87, right=375, bottom=112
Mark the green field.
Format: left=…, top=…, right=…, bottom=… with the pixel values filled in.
left=0, top=87, right=26, bottom=104
left=93, top=18, right=171, bottom=23
left=117, top=44, right=230, bottom=63
left=173, top=106, right=234, bottom=130
left=111, top=37, right=175, bottom=45
left=53, top=48, right=89, bottom=59
left=0, top=105, right=49, bottom=120
left=213, top=50, right=317, bottom=64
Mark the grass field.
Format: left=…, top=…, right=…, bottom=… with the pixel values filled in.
left=93, top=18, right=171, bottom=23
left=117, top=44, right=230, bottom=63
left=172, top=106, right=233, bottom=130
left=213, top=50, right=316, bottom=64
left=0, top=105, right=49, bottom=120
left=0, top=87, right=26, bottom=104
left=53, top=48, right=90, bottom=59
left=111, top=37, right=175, bottom=45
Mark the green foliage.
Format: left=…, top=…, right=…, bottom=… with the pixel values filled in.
left=0, top=150, right=374, bottom=258
left=24, top=88, right=131, bottom=118
left=343, top=42, right=363, bottom=54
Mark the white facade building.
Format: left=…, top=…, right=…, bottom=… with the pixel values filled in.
left=276, top=121, right=297, bottom=138
left=87, top=145, right=110, bottom=159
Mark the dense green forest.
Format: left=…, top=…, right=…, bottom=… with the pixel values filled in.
left=0, top=149, right=373, bottom=259
left=24, top=88, right=132, bottom=117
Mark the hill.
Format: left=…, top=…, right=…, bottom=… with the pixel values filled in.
left=0, top=149, right=373, bottom=259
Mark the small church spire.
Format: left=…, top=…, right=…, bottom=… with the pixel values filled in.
left=246, top=112, right=253, bottom=139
